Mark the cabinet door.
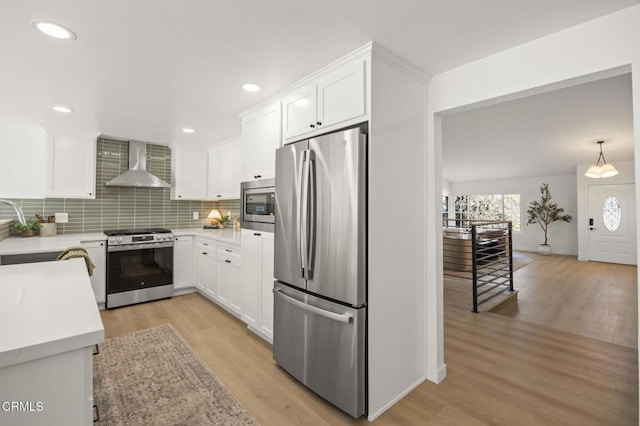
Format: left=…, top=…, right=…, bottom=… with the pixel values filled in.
left=240, top=112, right=261, bottom=182
left=208, top=142, right=239, bottom=200
left=258, top=102, right=282, bottom=180
left=172, top=149, right=208, bottom=200
left=173, top=236, right=193, bottom=289
left=316, top=59, right=366, bottom=130
left=241, top=229, right=262, bottom=328
left=0, top=123, right=46, bottom=198
left=47, top=135, right=96, bottom=199
left=282, top=82, right=317, bottom=140
left=260, top=231, right=275, bottom=339
left=229, top=256, right=242, bottom=314
left=81, top=241, right=106, bottom=305
left=195, top=239, right=214, bottom=292
left=194, top=250, right=208, bottom=292
left=208, top=148, right=222, bottom=199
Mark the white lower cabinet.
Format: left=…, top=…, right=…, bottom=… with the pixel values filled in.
left=195, top=238, right=217, bottom=298
left=193, top=237, right=243, bottom=315
left=217, top=243, right=242, bottom=314
left=173, top=235, right=194, bottom=289
left=81, top=240, right=106, bottom=306
left=241, top=229, right=274, bottom=341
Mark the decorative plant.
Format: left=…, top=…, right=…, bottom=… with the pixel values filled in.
left=11, top=218, right=41, bottom=236
left=526, top=183, right=572, bottom=245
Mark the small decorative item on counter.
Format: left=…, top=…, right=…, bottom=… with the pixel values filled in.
left=233, top=218, right=241, bottom=231
left=11, top=218, right=41, bottom=237
left=40, top=222, right=57, bottom=237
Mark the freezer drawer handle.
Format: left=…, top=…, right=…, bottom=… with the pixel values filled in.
left=273, top=288, right=353, bottom=324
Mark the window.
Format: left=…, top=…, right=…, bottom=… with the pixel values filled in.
left=454, top=194, right=521, bottom=231
left=602, top=195, right=621, bottom=232
left=442, top=195, right=449, bottom=221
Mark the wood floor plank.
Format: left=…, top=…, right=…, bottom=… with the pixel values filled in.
left=100, top=262, right=638, bottom=426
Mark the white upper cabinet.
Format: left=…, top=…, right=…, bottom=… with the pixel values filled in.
left=208, top=140, right=240, bottom=200
left=240, top=101, right=282, bottom=182
left=47, top=135, right=96, bottom=199
left=282, top=58, right=366, bottom=140
left=171, top=148, right=209, bottom=200
left=0, top=123, right=47, bottom=199
left=281, top=83, right=317, bottom=140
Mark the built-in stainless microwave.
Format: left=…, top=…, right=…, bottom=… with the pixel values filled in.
left=241, top=178, right=275, bottom=232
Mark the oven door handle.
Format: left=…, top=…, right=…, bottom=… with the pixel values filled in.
left=108, top=242, right=175, bottom=252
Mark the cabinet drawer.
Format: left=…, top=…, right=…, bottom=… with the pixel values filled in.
left=196, top=237, right=216, bottom=249
left=218, top=243, right=241, bottom=258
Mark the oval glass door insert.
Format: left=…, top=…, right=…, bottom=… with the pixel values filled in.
left=602, top=195, right=621, bottom=231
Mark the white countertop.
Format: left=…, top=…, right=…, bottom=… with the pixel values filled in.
left=0, top=258, right=104, bottom=369
left=173, top=228, right=242, bottom=244
left=0, top=233, right=107, bottom=256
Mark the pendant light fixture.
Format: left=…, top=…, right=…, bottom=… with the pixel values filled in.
left=584, top=140, right=618, bottom=178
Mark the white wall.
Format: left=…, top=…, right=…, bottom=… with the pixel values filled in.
left=451, top=174, right=578, bottom=255
left=425, top=5, right=640, bottom=385
left=576, top=160, right=635, bottom=260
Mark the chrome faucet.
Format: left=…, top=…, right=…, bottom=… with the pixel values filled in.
left=0, top=199, right=27, bottom=226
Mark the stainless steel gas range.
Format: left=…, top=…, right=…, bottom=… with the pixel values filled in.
left=104, top=228, right=174, bottom=308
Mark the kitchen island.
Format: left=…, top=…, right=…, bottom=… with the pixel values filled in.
left=0, top=258, right=104, bottom=426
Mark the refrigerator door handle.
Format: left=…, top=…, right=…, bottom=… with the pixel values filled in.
left=298, top=151, right=309, bottom=278
left=273, top=288, right=353, bottom=324
left=307, top=150, right=316, bottom=279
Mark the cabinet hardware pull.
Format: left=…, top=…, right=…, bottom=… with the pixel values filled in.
left=217, top=195, right=222, bottom=197
left=254, top=174, right=261, bottom=179
left=316, top=121, right=322, bottom=126
left=225, top=260, right=231, bottom=263
left=225, top=249, right=232, bottom=252
left=310, top=124, right=315, bottom=128
left=202, top=252, right=207, bottom=255
left=254, top=232, right=261, bottom=236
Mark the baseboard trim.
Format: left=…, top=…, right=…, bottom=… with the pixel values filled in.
left=367, top=376, right=426, bottom=422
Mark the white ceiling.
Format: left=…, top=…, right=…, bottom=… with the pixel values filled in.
left=442, top=73, right=634, bottom=182
left=0, top=0, right=638, bottom=149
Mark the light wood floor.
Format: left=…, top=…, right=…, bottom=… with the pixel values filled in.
left=492, top=252, right=638, bottom=348
left=101, top=288, right=638, bottom=425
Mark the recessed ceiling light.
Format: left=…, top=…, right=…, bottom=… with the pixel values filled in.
left=182, top=128, right=195, bottom=134
left=31, top=19, right=77, bottom=40
left=242, top=83, right=261, bottom=92
left=52, top=105, right=74, bottom=113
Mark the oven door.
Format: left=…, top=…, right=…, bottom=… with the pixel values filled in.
left=107, top=242, right=174, bottom=294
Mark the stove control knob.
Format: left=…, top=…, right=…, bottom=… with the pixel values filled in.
left=167, top=234, right=173, bottom=240
left=156, top=235, right=162, bottom=241
left=116, top=237, right=123, bottom=243
left=108, top=237, right=116, bottom=244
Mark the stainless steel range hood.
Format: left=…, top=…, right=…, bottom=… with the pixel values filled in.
left=105, top=141, right=170, bottom=188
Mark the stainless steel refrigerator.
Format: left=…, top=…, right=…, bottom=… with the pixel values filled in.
left=273, top=123, right=367, bottom=418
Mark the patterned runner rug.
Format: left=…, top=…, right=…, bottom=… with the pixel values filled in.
left=93, top=324, right=258, bottom=425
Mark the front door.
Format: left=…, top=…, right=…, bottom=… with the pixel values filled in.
left=587, top=184, right=636, bottom=265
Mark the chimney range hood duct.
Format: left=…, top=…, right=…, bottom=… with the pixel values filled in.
left=105, top=141, right=170, bottom=188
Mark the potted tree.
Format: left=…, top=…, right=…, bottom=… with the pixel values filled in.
left=526, top=183, right=572, bottom=255
left=11, top=218, right=41, bottom=237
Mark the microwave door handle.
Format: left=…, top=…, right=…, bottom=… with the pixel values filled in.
left=299, top=150, right=309, bottom=279
left=306, top=150, right=316, bottom=279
